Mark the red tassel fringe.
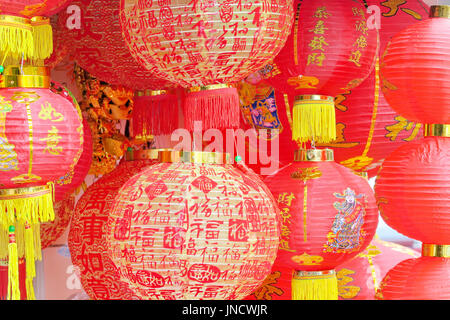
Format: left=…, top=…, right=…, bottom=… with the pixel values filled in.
left=132, top=93, right=179, bottom=137
left=184, top=87, right=240, bottom=132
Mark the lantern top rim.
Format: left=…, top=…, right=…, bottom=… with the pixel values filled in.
left=0, top=66, right=50, bottom=89
left=294, top=148, right=334, bottom=162
left=0, top=183, right=53, bottom=200
left=430, top=5, right=450, bottom=18
left=135, top=90, right=170, bottom=97
left=187, top=83, right=233, bottom=93
left=294, top=94, right=335, bottom=103
left=125, top=148, right=172, bottom=161
left=423, top=124, right=450, bottom=138
left=158, top=150, right=231, bottom=165
left=422, top=244, right=450, bottom=258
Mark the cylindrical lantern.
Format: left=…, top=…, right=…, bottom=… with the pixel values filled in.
left=105, top=151, right=280, bottom=300
left=245, top=238, right=420, bottom=300
left=68, top=149, right=163, bottom=300
left=0, top=66, right=83, bottom=300
left=40, top=193, right=76, bottom=249
left=381, top=5, right=450, bottom=124
left=375, top=133, right=450, bottom=245
left=264, top=149, right=378, bottom=300
left=0, top=0, right=72, bottom=61
left=376, top=245, right=450, bottom=300
left=260, top=0, right=377, bottom=144
left=120, top=0, right=294, bottom=131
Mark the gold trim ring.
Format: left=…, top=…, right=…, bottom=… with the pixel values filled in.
left=1, top=66, right=50, bottom=89
left=158, top=150, right=231, bottom=165
left=293, top=270, right=336, bottom=280
left=430, top=5, right=450, bottom=18
left=423, top=124, right=450, bottom=138
left=0, top=184, right=52, bottom=201
left=422, top=244, right=450, bottom=258
left=294, top=149, right=334, bottom=162
left=187, top=83, right=232, bottom=93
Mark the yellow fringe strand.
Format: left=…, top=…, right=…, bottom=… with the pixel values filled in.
left=292, top=100, right=336, bottom=144
left=292, top=270, right=338, bottom=300
left=24, top=223, right=36, bottom=300
left=31, top=17, right=53, bottom=60
left=0, top=19, right=34, bottom=61
left=7, top=226, right=20, bottom=301
left=33, top=224, right=42, bottom=261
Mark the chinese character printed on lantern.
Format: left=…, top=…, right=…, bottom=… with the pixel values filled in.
left=381, top=0, right=422, bottom=20
left=307, top=6, right=331, bottom=67
left=41, top=126, right=63, bottom=155
left=385, top=116, right=422, bottom=142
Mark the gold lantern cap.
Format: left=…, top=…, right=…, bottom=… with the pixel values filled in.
left=187, top=83, right=233, bottom=93
left=125, top=148, right=173, bottom=161
left=294, top=148, right=334, bottom=162
left=158, top=150, right=231, bottom=164
left=294, top=94, right=334, bottom=103
left=0, top=66, right=50, bottom=89
left=422, top=244, right=450, bottom=258
left=423, top=124, right=450, bottom=138
left=135, top=89, right=169, bottom=97
left=430, top=5, right=450, bottom=18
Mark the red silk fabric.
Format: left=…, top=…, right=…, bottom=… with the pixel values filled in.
left=68, top=160, right=156, bottom=300
left=0, top=88, right=83, bottom=189
left=0, top=0, right=72, bottom=17
left=381, top=16, right=450, bottom=124
left=264, top=0, right=377, bottom=98
left=245, top=238, right=420, bottom=300
left=264, top=161, right=378, bottom=272
left=377, top=256, right=450, bottom=300
left=105, top=161, right=280, bottom=300
left=119, top=0, right=294, bottom=87
left=56, top=0, right=172, bottom=90
left=375, top=137, right=450, bottom=245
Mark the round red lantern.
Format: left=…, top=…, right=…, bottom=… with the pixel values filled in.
left=375, top=133, right=450, bottom=245
left=263, top=149, right=378, bottom=300
left=0, top=1, right=72, bottom=61
left=376, top=245, right=450, bottom=300
left=105, top=151, right=280, bottom=300
left=57, top=0, right=173, bottom=91
left=259, top=0, right=377, bottom=144
left=245, top=238, right=420, bottom=300
left=381, top=5, right=450, bottom=124
left=68, top=149, right=162, bottom=300
left=120, top=0, right=294, bottom=131
left=0, top=66, right=83, bottom=300
left=40, top=193, right=76, bottom=249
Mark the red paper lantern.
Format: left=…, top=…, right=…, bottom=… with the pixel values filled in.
left=376, top=254, right=450, bottom=300
left=257, top=0, right=377, bottom=145
left=0, top=1, right=72, bottom=61
left=40, top=193, right=76, bottom=249
left=69, top=150, right=161, bottom=300
left=0, top=66, right=83, bottom=300
left=120, top=0, right=294, bottom=131
left=245, top=238, right=420, bottom=300
left=57, top=0, right=173, bottom=91
left=375, top=135, right=450, bottom=245
left=263, top=149, right=378, bottom=300
left=381, top=5, right=450, bottom=124
left=105, top=151, right=280, bottom=300
left=54, top=117, right=93, bottom=202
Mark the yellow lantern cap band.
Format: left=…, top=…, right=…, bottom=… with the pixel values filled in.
left=135, top=90, right=168, bottom=97
left=423, top=124, right=450, bottom=138
left=294, top=94, right=334, bottom=103
left=187, top=83, right=233, bottom=93
left=158, top=150, right=231, bottom=164
left=294, top=148, right=334, bottom=162
left=293, top=270, right=336, bottom=280
left=422, top=244, right=450, bottom=258
left=0, top=66, right=50, bottom=88
left=430, top=5, right=450, bottom=18
left=0, top=184, right=52, bottom=201
left=0, top=15, right=32, bottom=31
left=30, top=16, right=50, bottom=27
left=125, top=148, right=172, bottom=161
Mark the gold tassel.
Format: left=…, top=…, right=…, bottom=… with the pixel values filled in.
left=31, top=17, right=53, bottom=60
left=7, top=226, right=20, bottom=300
left=24, top=222, right=36, bottom=300
left=292, top=95, right=336, bottom=144
left=292, top=270, right=338, bottom=300
left=0, top=15, right=35, bottom=61
left=33, top=224, right=42, bottom=261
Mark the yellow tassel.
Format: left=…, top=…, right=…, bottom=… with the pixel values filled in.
left=33, top=224, right=42, bottom=261
left=7, top=226, right=20, bottom=300
left=0, top=15, right=34, bottom=61
left=31, top=17, right=53, bottom=60
left=292, top=95, right=336, bottom=144
left=24, top=222, right=36, bottom=300
left=292, top=270, right=338, bottom=300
